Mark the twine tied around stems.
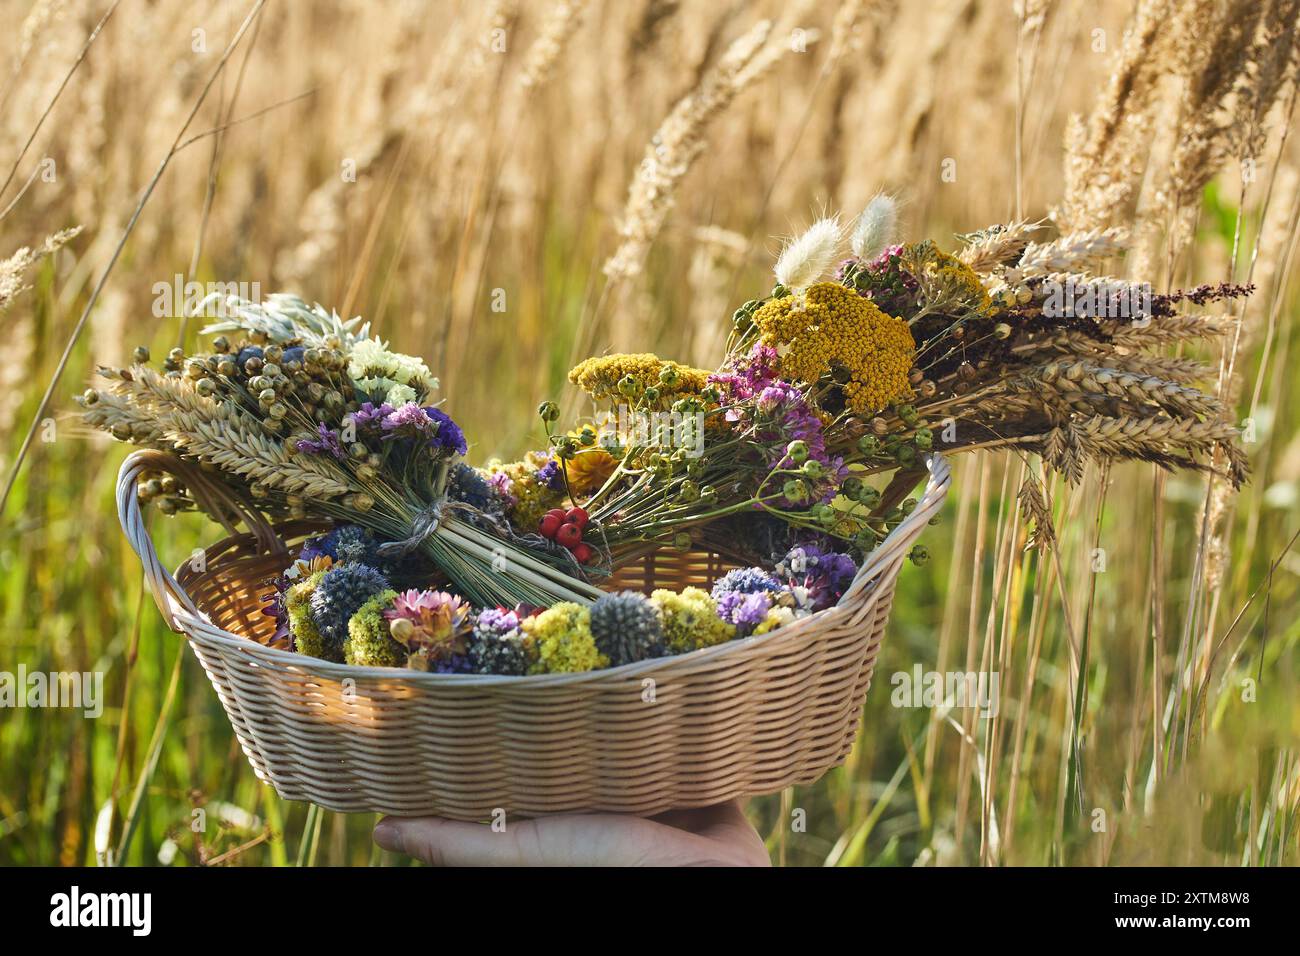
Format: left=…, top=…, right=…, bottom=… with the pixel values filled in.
left=377, top=498, right=448, bottom=559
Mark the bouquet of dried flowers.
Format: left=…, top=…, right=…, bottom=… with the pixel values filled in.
left=80, top=294, right=601, bottom=609
left=83, top=194, right=1248, bottom=674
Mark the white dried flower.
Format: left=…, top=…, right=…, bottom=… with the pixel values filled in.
left=850, top=193, right=898, bottom=260
left=774, top=217, right=843, bottom=291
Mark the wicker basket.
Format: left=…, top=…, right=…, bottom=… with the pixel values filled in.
left=117, top=449, right=950, bottom=820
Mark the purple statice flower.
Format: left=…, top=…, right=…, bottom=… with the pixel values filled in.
left=351, top=401, right=394, bottom=430
left=778, top=544, right=858, bottom=610
left=486, top=470, right=517, bottom=508
left=423, top=406, right=468, bottom=455
left=534, top=456, right=565, bottom=492
left=709, top=342, right=782, bottom=420
left=716, top=590, right=773, bottom=635
left=382, top=401, right=436, bottom=438
left=433, top=654, right=474, bottom=674
left=296, top=423, right=345, bottom=459
left=712, top=567, right=782, bottom=602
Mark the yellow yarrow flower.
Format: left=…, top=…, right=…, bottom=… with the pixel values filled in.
left=650, top=586, right=735, bottom=653
left=568, top=353, right=710, bottom=405
left=522, top=602, right=608, bottom=674
left=751, top=282, right=915, bottom=416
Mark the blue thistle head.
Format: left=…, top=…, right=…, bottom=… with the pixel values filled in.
left=309, top=563, right=391, bottom=655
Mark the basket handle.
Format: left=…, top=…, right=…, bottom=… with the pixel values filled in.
left=837, top=453, right=951, bottom=607
left=117, top=450, right=283, bottom=631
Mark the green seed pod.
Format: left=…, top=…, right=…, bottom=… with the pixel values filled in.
left=617, top=374, right=641, bottom=398
left=643, top=386, right=660, bottom=403
left=678, top=480, right=700, bottom=503
left=900, top=497, right=917, bottom=515
left=786, top=440, right=809, bottom=463
left=537, top=401, right=559, bottom=423
left=782, top=479, right=809, bottom=504
left=857, top=435, right=879, bottom=456
left=908, top=545, right=930, bottom=566
left=672, top=532, right=692, bottom=551
left=259, top=388, right=277, bottom=405
left=914, top=427, right=933, bottom=450
left=81, top=388, right=99, bottom=405
left=802, top=459, right=825, bottom=479
left=896, top=444, right=916, bottom=466
left=658, top=365, right=681, bottom=387
left=841, top=476, right=863, bottom=499
left=859, top=486, right=881, bottom=509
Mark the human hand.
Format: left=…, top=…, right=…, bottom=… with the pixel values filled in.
left=372, top=799, right=771, bottom=866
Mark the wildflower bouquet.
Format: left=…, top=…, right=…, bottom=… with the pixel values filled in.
left=89, top=197, right=1248, bottom=678
left=520, top=197, right=1248, bottom=575
left=80, top=295, right=602, bottom=609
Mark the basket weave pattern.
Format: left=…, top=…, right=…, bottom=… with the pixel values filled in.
left=117, top=450, right=950, bottom=820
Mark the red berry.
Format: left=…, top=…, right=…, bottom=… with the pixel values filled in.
left=545, top=508, right=567, bottom=522
left=565, top=506, right=589, bottom=530
left=538, top=514, right=562, bottom=538
left=556, top=522, right=583, bottom=549
left=573, top=543, right=593, bottom=564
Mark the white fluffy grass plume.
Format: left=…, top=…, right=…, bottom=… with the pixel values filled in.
left=773, top=216, right=843, bottom=291
left=850, top=193, right=898, bottom=260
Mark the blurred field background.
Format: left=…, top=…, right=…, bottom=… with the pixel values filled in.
left=1, top=0, right=1298, bottom=866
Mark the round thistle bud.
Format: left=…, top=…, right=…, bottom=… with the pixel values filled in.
left=577, top=426, right=597, bottom=446
left=897, top=404, right=918, bottom=425
left=590, top=592, right=664, bottom=666
left=908, top=545, right=930, bottom=566
left=537, top=401, right=559, bottom=422
left=786, top=440, right=809, bottom=464
left=133, top=346, right=151, bottom=364
left=857, top=435, right=879, bottom=456
left=859, top=486, right=881, bottom=509
left=896, top=444, right=916, bottom=466
left=900, top=497, right=917, bottom=515
left=841, top=476, right=863, bottom=499
left=732, top=307, right=753, bottom=330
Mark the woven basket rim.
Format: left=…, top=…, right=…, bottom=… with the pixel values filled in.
left=124, top=451, right=951, bottom=689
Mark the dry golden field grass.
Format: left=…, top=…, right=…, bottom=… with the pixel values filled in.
left=0, top=0, right=1297, bottom=865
